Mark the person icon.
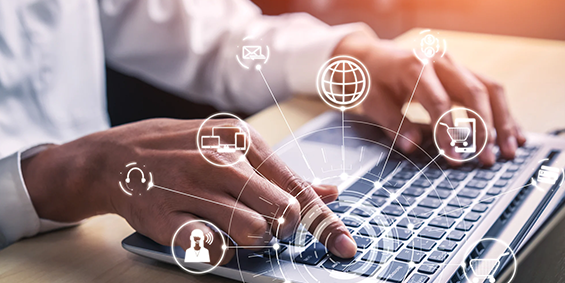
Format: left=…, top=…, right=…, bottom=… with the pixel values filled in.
left=184, top=229, right=211, bottom=263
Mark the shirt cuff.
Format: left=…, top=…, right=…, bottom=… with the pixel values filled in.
left=0, top=145, right=77, bottom=249
left=284, top=22, right=370, bottom=95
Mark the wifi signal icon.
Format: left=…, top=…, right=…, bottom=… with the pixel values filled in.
left=205, top=232, right=214, bottom=245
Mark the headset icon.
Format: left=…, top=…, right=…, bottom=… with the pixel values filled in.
left=119, top=162, right=153, bottom=196
left=126, top=167, right=146, bottom=184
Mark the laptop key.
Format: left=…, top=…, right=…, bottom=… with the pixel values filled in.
left=438, top=240, right=457, bottom=252
left=397, top=217, right=425, bottom=229
left=466, top=180, right=488, bottom=190
left=487, top=187, right=502, bottom=196
left=457, top=188, right=481, bottom=199
left=407, top=237, right=436, bottom=251
left=412, top=178, right=433, bottom=188
left=428, top=217, right=456, bottom=229
left=428, top=251, right=449, bottom=263
left=418, top=198, right=443, bottom=209
left=374, top=188, right=392, bottom=198
left=362, top=250, right=393, bottom=264
left=403, top=187, right=426, bottom=197
left=382, top=205, right=405, bottom=217
left=351, top=208, right=375, bottom=218
left=377, top=261, right=415, bottom=283
left=394, top=171, right=417, bottom=180
left=464, top=212, right=482, bottom=222
left=447, top=231, right=466, bottom=241
left=358, top=224, right=384, bottom=238
left=480, top=196, right=496, bottom=204
left=322, top=259, right=349, bottom=271
left=294, top=243, right=327, bottom=265
left=500, top=172, right=514, bottom=179
left=396, top=249, right=426, bottom=263
left=455, top=221, right=474, bottom=231
left=447, top=197, right=473, bottom=208
left=507, top=164, right=521, bottom=172
left=392, top=196, right=418, bottom=207
left=280, top=233, right=313, bottom=246
left=427, top=189, right=451, bottom=199
left=448, top=172, right=468, bottom=181
left=438, top=208, right=464, bottom=218
left=437, top=180, right=460, bottom=190
left=370, top=215, right=395, bottom=226
left=346, top=180, right=375, bottom=195
left=472, top=203, right=489, bottom=213
left=418, top=226, right=446, bottom=240
left=386, top=227, right=413, bottom=241
left=475, top=171, right=496, bottom=180
left=364, top=196, right=388, bottom=208
left=408, top=207, right=434, bottom=219
left=406, top=274, right=430, bottom=283
left=418, top=263, right=439, bottom=275
left=493, top=179, right=508, bottom=187
left=353, top=235, right=373, bottom=249
left=327, top=202, right=352, bottom=213
left=376, top=238, right=403, bottom=252
left=347, top=261, right=381, bottom=277
left=341, top=216, right=364, bottom=228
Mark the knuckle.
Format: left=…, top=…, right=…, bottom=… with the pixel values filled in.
left=238, top=217, right=268, bottom=246
left=281, top=174, right=305, bottom=194
left=467, top=84, right=488, bottom=98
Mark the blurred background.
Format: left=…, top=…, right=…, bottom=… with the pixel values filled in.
left=107, top=0, right=565, bottom=126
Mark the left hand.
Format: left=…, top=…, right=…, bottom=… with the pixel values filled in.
left=332, top=30, right=526, bottom=165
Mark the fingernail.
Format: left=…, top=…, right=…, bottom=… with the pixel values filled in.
left=484, top=144, right=496, bottom=165
left=332, top=233, right=357, bottom=258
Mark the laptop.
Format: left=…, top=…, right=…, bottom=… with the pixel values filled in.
left=122, top=111, right=565, bottom=283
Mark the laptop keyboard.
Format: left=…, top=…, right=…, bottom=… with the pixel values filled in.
left=269, top=145, right=538, bottom=282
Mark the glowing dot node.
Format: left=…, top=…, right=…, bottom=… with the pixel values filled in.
left=408, top=262, right=416, bottom=269
left=273, top=243, right=280, bottom=250
left=340, top=106, right=346, bottom=112
left=278, top=217, right=285, bottom=224
left=239, top=155, right=247, bottom=161
left=373, top=181, right=383, bottom=189
left=423, top=59, right=429, bottom=65
left=255, top=64, right=262, bottom=70
left=439, top=149, right=445, bottom=155
left=289, top=197, right=297, bottom=205
left=407, top=223, right=415, bottom=230
left=339, top=172, right=349, bottom=181
left=222, top=245, right=227, bottom=250
left=312, top=177, right=322, bottom=186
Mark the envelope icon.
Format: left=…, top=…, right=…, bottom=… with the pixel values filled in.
left=242, top=46, right=266, bottom=60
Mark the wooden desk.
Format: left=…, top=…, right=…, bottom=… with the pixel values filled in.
left=1, top=29, right=564, bottom=283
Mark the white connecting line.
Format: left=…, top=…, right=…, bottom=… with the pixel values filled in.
left=378, top=63, right=427, bottom=180
left=257, top=68, right=317, bottom=179
left=151, top=184, right=278, bottom=221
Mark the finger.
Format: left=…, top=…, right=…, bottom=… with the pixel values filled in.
left=473, top=73, right=526, bottom=157
left=246, top=135, right=357, bottom=258
left=434, top=59, right=496, bottom=165
left=363, top=88, right=422, bottom=154
left=179, top=190, right=272, bottom=250
left=166, top=213, right=234, bottom=266
left=311, top=184, right=339, bottom=204
left=230, top=167, right=300, bottom=240
left=414, top=64, right=460, bottom=162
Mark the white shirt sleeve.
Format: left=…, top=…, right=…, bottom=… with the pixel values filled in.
left=99, top=0, right=366, bottom=114
left=0, top=146, right=77, bottom=249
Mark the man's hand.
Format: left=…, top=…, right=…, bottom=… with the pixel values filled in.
left=333, top=31, right=526, bottom=165
left=21, top=118, right=357, bottom=264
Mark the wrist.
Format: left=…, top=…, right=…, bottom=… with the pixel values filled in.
left=22, top=144, right=113, bottom=222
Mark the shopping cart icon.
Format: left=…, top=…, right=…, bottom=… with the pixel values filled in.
left=469, top=252, right=509, bottom=283
left=440, top=122, right=471, bottom=147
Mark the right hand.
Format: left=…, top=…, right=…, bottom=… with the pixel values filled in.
left=22, top=118, right=357, bottom=264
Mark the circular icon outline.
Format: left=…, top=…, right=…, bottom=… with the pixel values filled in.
left=171, top=219, right=227, bottom=275
left=433, top=107, right=488, bottom=162
left=461, top=238, right=517, bottom=283
left=196, top=112, right=252, bottom=167
left=316, top=55, right=371, bottom=111
left=118, top=162, right=154, bottom=196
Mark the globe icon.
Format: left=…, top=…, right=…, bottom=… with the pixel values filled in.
left=320, top=59, right=367, bottom=106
